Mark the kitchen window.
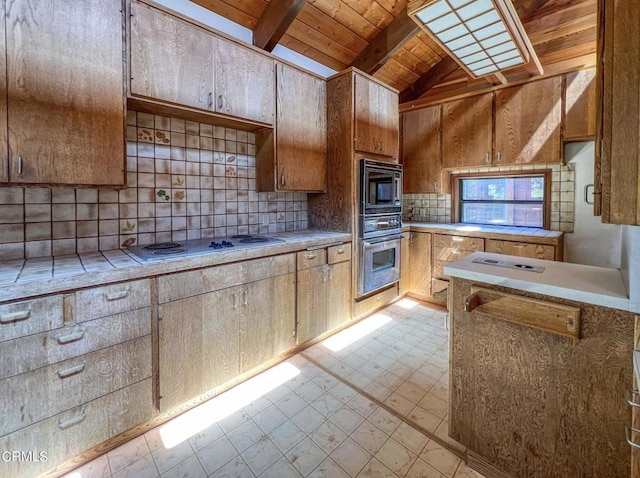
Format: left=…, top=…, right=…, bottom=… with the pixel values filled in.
left=453, top=171, right=551, bottom=228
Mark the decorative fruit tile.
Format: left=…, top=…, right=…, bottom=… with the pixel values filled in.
left=137, top=128, right=154, bottom=143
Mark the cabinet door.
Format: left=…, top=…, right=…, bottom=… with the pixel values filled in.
left=6, top=0, right=125, bottom=185
left=215, top=38, right=275, bottom=125
left=275, top=63, right=326, bottom=191
left=240, top=273, right=295, bottom=372
left=486, top=239, right=555, bottom=260
left=565, top=69, right=596, bottom=141
left=402, top=106, right=442, bottom=193
left=354, top=75, right=399, bottom=157
left=158, top=290, right=240, bottom=412
left=442, top=93, right=493, bottom=169
left=0, top=0, right=6, bottom=183
left=130, top=1, right=214, bottom=111
left=297, top=265, right=328, bottom=344
left=409, top=232, right=432, bottom=300
left=495, top=77, right=562, bottom=165
left=327, top=260, right=352, bottom=330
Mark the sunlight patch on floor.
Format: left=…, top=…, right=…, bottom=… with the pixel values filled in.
left=322, top=313, right=392, bottom=352
left=396, top=298, right=420, bottom=309
left=158, top=362, right=300, bottom=449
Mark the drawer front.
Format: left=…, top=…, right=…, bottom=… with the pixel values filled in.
left=297, top=249, right=327, bottom=270
left=0, top=336, right=151, bottom=436
left=354, top=285, right=397, bottom=319
left=0, top=378, right=152, bottom=478
left=327, top=244, right=351, bottom=264
left=158, top=253, right=296, bottom=302
left=0, top=295, right=64, bottom=342
left=433, top=234, right=485, bottom=252
left=486, top=239, right=555, bottom=260
left=0, top=307, right=150, bottom=380
left=75, top=279, right=151, bottom=322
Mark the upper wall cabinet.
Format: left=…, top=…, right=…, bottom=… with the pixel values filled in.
left=256, top=63, right=326, bottom=192
left=564, top=69, right=596, bottom=141
left=354, top=74, right=399, bottom=158
left=494, top=77, right=562, bottom=165
left=130, top=1, right=214, bottom=111
left=3, top=0, right=125, bottom=186
left=402, top=105, right=443, bottom=193
left=596, top=0, right=640, bottom=224
left=0, top=1, right=6, bottom=183
left=442, top=93, right=493, bottom=169
left=129, top=1, right=274, bottom=127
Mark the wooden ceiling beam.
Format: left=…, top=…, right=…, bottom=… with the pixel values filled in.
left=350, top=7, right=421, bottom=75
left=253, top=0, right=307, bottom=52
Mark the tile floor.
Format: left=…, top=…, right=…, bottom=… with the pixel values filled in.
left=63, top=299, right=484, bottom=478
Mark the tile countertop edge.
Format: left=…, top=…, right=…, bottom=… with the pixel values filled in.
left=444, top=252, right=632, bottom=312
left=405, top=222, right=563, bottom=240
left=0, top=230, right=352, bottom=303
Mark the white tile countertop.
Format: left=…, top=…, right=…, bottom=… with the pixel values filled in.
left=404, top=222, right=563, bottom=239
left=444, top=251, right=632, bottom=312
left=0, top=230, right=352, bottom=303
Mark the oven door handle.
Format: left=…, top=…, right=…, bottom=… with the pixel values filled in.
left=362, top=234, right=403, bottom=245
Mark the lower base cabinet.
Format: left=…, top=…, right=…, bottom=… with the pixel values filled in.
left=297, top=245, right=351, bottom=344
left=159, top=270, right=295, bottom=412
left=408, top=231, right=432, bottom=301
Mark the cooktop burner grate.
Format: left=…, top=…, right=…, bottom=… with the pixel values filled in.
left=144, top=242, right=183, bottom=250
left=153, top=248, right=186, bottom=255
left=239, top=237, right=269, bottom=243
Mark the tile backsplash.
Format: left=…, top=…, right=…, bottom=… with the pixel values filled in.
left=403, top=163, right=575, bottom=232
left=0, top=112, right=308, bottom=261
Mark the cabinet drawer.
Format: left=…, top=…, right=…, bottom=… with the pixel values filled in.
left=297, top=249, right=327, bottom=270
left=0, top=378, right=152, bottom=478
left=486, top=239, right=555, bottom=260
left=433, top=234, right=485, bottom=252
left=75, top=279, right=151, bottom=322
left=0, top=295, right=64, bottom=342
left=327, top=244, right=351, bottom=264
left=158, top=254, right=296, bottom=302
left=0, top=335, right=151, bottom=436
left=354, top=285, right=397, bottom=319
left=0, top=307, right=150, bottom=380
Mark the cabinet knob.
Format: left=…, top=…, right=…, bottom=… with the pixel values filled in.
left=496, top=151, right=502, bottom=163
left=243, top=289, right=248, bottom=306
left=208, top=92, right=213, bottom=109
left=280, top=174, right=285, bottom=187
left=484, top=153, right=490, bottom=164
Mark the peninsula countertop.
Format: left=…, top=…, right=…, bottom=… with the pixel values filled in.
left=0, top=230, right=352, bottom=303
left=444, top=251, right=632, bottom=311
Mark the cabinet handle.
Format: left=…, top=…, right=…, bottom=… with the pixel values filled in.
left=105, top=289, right=130, bottom=301
left=336, top=248, right=345, bottom=254
left=496, top=151, right=502, bottom=163
left=433, top=181, right=439, bottom=190
left=409, top=233, right=413, bottom=244
left=627, top=426, right=640, bottom=449
left=306, top=252, right=317, bottom=260
left=243, top=289, right=248, bottom=306
left=16, top=156, right=23, bottom=176
left=628, top=390, right=640, bottom=408
left=322, top=268, right=327, bottom=282
left=208, top=92, right=213, bottom=109
left=56, top=362, right=86, bottom=379
left=280, top=174, right=285, bottom=187
left=328, top=267, right=333, bottom=280
left=513, top=244, right=526, bottom=249
left=232, top=293, right=238, bottom=310
left=485, top=153, right=490, bottom=164
left=56, top=329, right=85, bottom=345
left=58, top=412, right=86, bottom=430
left=0, top=309, right=30, bottom=324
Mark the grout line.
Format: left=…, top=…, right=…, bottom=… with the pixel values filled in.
left=299, top=351, right=467, bottom=463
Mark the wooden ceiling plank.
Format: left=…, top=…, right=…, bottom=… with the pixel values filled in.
left=190, top=0, right=260, bottom=28
left=285, top=18, right=359, bottom=64
left=279, top=33, right=349, bottom=70
left=399, top=56, right=460, bottom=103
left=253, top=0, right=307, bottom=52
left=295, top=4, right=369, bottom=54
left=350, top=7, right=421, bottom=74
left=516, top=0, right=555, bottom=21
left=339, top=0, right=395, bottom=28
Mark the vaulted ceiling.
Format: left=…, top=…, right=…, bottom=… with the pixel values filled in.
left=191, top=0, right=597, bottom=107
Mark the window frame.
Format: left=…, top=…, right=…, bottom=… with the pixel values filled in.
left=451, top=170, right=552, bottom=229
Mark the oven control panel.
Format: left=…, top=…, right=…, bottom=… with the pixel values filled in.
left=361, top=214, right=402, bottom=237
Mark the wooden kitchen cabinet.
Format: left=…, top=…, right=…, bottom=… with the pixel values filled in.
left=297, top=245, right=352, bottom=344
left=256, top=63, right=326, bottom=192
left=442, top=93, right=493, bottom=169
left=130, top=1, right=214, bottom=110
left=4, top=0, right=125, bottom=186
left=214, top=37, right=275, bottom=125
left=564, top=69, right=596, bottom=141
left=408, top=231, right=432, bottom=301
left=399, top=233, right=411, bottom=296
left=354, top=73, right=399, bottom=158
left=486, top=239, right=556, bottom=260
left=402, top=106, right=445, bottom=194
left=595, top=0, right=640, bottom=224
left=494, top=77, right=562, bottom=165
left=0, top=0, right=6, bottom=183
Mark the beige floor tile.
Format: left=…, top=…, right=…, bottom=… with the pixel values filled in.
left=350, top=420, right=389, bottom=455
left=310, top=419, right=348, bottom=454
left=383, top=392, right=415, bottom=416
left=367, top=407, right=402, bottom=436
left=226, top=419, right=264, bottom=452
left=112, top=453, right=158, bottom=478
left=286, top=437, right=327, bottom=476
left=391, top=422, right=429, bottom=455
left=254, top=404, right=288, bottom=434
left=261, top=455, right=303, bottom=478
left=308, top=457, right=350, bottom=478
left=418, top=393, right=449, bottom=419
left=374, top=437, right=416, bottom=476
left=347, top=394, right=379, bottom=418
left=291, top=404, right=326, bottom=433
left=355, top=457, right=398, bottom=478
left=196, top=436, right=238, bottom=475
left=241, top=437, right=282, bottom=475
left=210, top=456, right=253, bottom=478
left=310, top=392, right=344, bottom=417
left=242, top=395, right=272, bottom=417
left=108, top=435, right=150, bottom=473
left=395, top=380, right=428, bottom=404
left=295, top=380, right=325, bottom=402
left=330, top=406, right=366, bottom=435
left=329, top=380, right=359, bottom=402
left=329, top=437, right=371, bottom=477
left=420, top=440, right=462, bottom=477
left=188, top=422, right=224, bottom=452
left=274, top=391, right=308, bottom=418
left=62, top=454, right=110, bottom=478
left=434, top=420, right=466, bottom=453
left=408, top=405, right=443, bottom=434
left=362, top=380, right=393, bottom=402
left=160, top=454, right=205, bottom=478
left=268, top=420, right=306, bottom=454
left=406, top=457, right=446, bottom=478
left=152, top=440, right=195, bottom=474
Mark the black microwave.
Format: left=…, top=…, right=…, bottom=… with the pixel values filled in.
left=360, top=159, right=402, bottom=215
